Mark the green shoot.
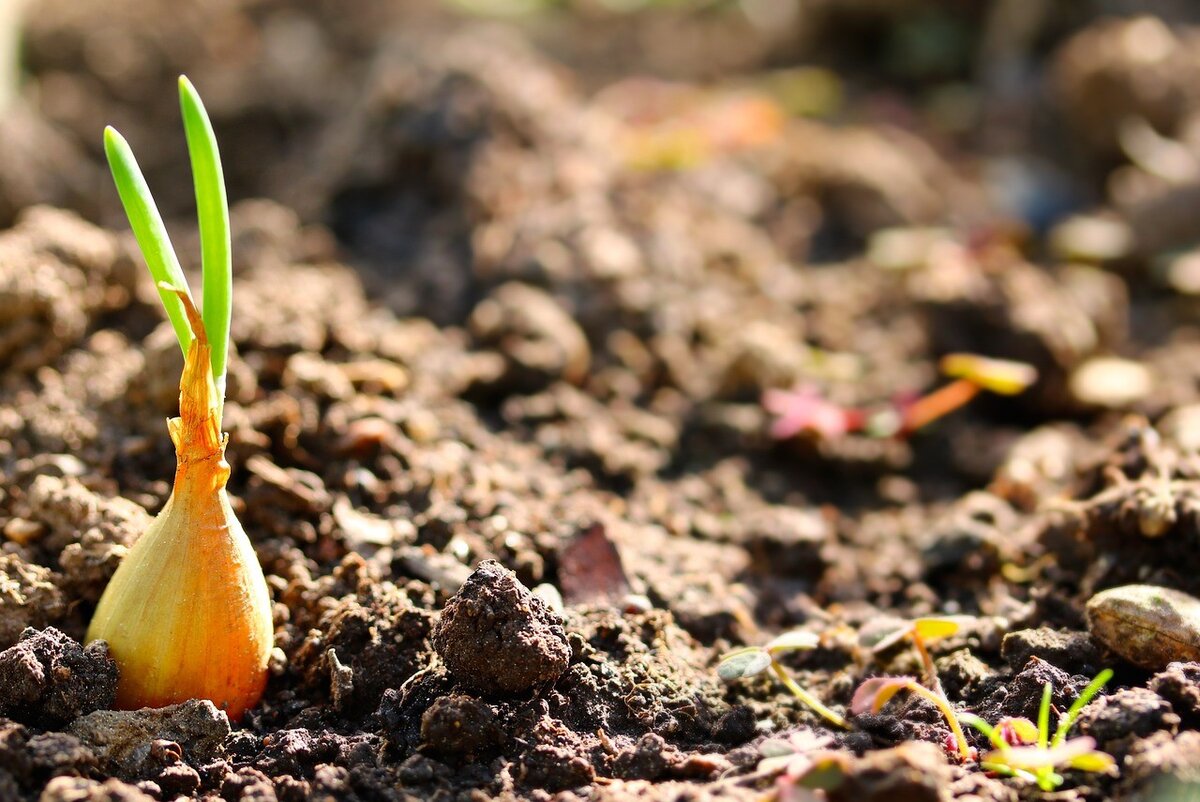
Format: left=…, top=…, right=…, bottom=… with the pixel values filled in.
left=1053, top=669, right=1113, bottom=747
left=1038, top=682, right=1051, bottom=749
left=105, top=74, right=233, bottom=422
left=959, top=670, right=1116, bottom=791
left=851, top=676, right=973, bottom=762
left=178, top=75, right=231, bottom=401
left=104, top=126, right=195, bottom=354
left=718, top=630, right=849, bottom=729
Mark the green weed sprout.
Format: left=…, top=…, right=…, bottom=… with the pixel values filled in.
left=851, top=675, right=973, bottom=762
left=718, top=630, right=850, bottom=729
left=960, top=670, right=1116, bottom=791
left=87, top=76, right=272, bottom=722
left=853, top=616, right=979, bottom=761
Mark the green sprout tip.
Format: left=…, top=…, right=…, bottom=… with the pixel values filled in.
left=104, top=75, right=232, bottom=416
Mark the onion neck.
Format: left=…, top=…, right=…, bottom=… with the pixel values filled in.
left=167, top=306, right=229, bottom=494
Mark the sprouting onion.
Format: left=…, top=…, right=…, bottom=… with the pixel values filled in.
left=87, top=76, right=272, bottom=723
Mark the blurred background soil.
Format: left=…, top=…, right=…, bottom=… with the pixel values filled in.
left=4, top=1, right=1200, bottom=801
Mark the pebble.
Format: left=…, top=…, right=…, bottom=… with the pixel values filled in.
left=1086, top=584, right=1200, bottom=670
left=1069, top=357, right=1154, bottom=408
left=69, top=699, right=230, bottom=777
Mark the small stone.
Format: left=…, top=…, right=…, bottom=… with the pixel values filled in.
left=1165, top=251, right=1200, bottom=296
left=1069, top=357, right=1154, bottom=408
left=70, top=699, right=231, bottom=778
left=3, top=517, right=44, bottom=545
left=1049, top=214, right=1134, bottom=262
left=866, top=227, right=952, bottom=272
left=432, top=560, right=571, bottom=695
left=1086, top=585, right=1200, bottom=670
left=1158, top=404, right=1200, bottom=452
left=38, top=776, right=155, bottom=802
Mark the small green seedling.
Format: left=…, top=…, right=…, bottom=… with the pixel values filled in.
left=718, top=630, right=849, bottom=729
left=851, top=675, right=973, bottom=762
left=854, top=616, right=977, bottom=761
left=865, top=615, right=974, bottom=696
left=960, top=670, right=1116, bottom=791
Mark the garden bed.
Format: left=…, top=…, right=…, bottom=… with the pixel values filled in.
left=2, top=2, right=1200, bottom=801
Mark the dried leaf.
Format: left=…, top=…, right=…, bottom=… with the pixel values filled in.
left=558, top=522, right=631, bottom=605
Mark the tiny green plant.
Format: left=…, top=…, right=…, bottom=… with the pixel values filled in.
left=718, top=630, right=849, bottom=729
left=852, top=616, right=978, bottom=761
left=865, top=616, right=974, bottom=696
left=960, top=670, right=1116, bottom=791
left=851, top=675, right=974, bottom=762
left=86, top=76, right=272, bottom=723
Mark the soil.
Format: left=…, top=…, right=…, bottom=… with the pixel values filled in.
left=4, top=2, right=1200, bottom=801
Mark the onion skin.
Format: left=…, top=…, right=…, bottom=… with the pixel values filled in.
left=87, top=301, right=273, bottom=722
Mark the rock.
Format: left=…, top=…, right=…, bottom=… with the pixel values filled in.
left=1086, top=585, right=1200, bottom=670
left=1069, top=357, right=1154, bottom=409
left=432, top=560, right=571, bottom=695
left=69, top=699, right=230, bottom=778
left=1048, top=214, right=1134, bottom=263
left=0, top=627, right=118, bottom=727
left=826, top=741, right=950, bottom=802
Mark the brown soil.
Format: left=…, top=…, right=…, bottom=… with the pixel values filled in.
left=4, top=2, right=1200, bottom=801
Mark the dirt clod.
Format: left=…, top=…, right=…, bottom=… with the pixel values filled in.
left=826, top=741, right=950, bottom=802
left=433, top=560, right=571, bottom=695
left=419, top=694, right=502, bottom=761
left=0, top=627, right=117, bottom=728
left=1078, top=688, right=1180, bottom=749
left=0, top=555, right=68, bottom=649
left=1149, top=662, right=1200, bottom=729
left=1000, top=628, right=1102, bottom=676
